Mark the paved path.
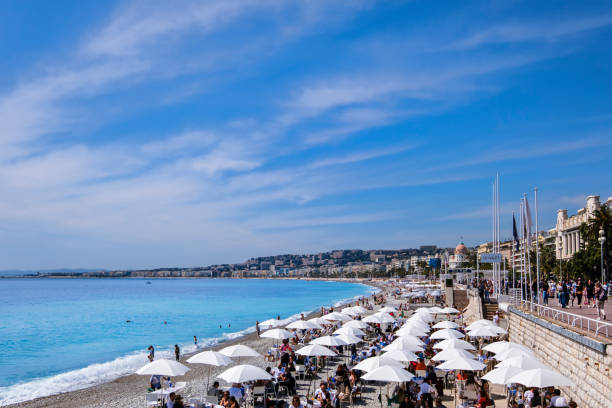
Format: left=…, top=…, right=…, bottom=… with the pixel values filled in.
left=520, top=294, right=612, bottom=341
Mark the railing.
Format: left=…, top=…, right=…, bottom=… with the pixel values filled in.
left=518, top=300, right=612, bottom=338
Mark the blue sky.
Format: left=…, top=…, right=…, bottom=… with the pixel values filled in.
left=1, top=0, right=611, bottom=269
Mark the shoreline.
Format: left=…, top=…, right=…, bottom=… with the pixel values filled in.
left=5, top=279, right=385, bottom=408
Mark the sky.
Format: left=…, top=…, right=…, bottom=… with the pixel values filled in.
left=0, top=0, right=611, bottom=270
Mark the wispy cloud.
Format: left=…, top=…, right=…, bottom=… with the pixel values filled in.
left=308, top=144, right=417, bottom=168
left=450, top=14, right=612, bottom=49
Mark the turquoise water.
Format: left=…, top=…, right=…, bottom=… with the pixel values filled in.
left=0, top=278, right=374, bottom=405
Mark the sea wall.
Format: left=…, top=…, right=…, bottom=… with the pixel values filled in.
left=462, top=289, right=483, bottom=324
left=507, top=306, right=612, bottom=408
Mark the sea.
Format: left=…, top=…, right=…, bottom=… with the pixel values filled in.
left=0, top=278, right=375, bottom=405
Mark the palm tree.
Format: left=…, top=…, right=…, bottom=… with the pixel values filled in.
left=575, top=204, right=612, bottom=281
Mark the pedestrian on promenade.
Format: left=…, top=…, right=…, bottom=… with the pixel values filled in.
left=595, top=282, right=607, bottom=320
left=542, top=280, right=549, bottom=305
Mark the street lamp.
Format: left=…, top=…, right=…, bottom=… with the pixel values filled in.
left=598, top=228, right=606, bottom=283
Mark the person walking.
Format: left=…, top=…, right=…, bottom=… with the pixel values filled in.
left=542, top=280, right=549, bottom=305
left=595, top=282, right=607, bottom=320
left=175, top=344, right=180, bottom=361
left=586, top=279, right=595, bottom=307
left=576, top=278, right=584, bottom=308
left=148, top=345, right=155, bottom=362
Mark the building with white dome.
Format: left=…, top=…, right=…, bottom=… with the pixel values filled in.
left=448, top=242, right=467, bottom=269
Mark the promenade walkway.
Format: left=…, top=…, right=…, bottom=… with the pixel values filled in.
left=512, top=294, right=612, bottom=342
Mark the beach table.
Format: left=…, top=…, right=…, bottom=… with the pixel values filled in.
left=151, top=382, right=186, bottom=404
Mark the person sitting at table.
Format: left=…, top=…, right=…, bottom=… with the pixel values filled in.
left=208, top=381, right=221, bottom=399
left=460, top=375, right=479, bottom=401
left=425, top=366, right=437, bottom=383
left=150, top=374, right=162, bottom=390
left=399, top=394, right=416, bottom=408
left=314, top=382, right=328, bottom=401
left=229, top=383, right=244, bottom=400
left=219, top=391, right=231, bottom=407
left=166, top=392, right=177, bottom=408
left=414, top=358, right=427, bottom=372
left=476, top=390, right=493, bottom=408
left=228, top=396, right=240, bottom=408
left=276, top=370, right=296, bottom=396
left=174, top=395, right=185, bottom=408
left=291, top=395, right=304, bottom=408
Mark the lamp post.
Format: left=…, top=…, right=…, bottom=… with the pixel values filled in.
left=598, top=228, right=606, bottom=284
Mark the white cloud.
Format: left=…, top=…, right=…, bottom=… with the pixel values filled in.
left=451, top=14, right=612, bottom=49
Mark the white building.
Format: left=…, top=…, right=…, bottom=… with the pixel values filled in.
left=555, top=195, right=612, bottom=260
left=448, top=242, right=467, bottom=269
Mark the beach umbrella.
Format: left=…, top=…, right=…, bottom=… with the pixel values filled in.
left=436, top=356, right=486, bottom=371
left=353, top=356, right=404, bottom=372
left=296, top=344, right=337, bottom=357
left=379, top=306, right=397, bottom=313
left=467, top=326, right=501, bottom=338
left=382, top=341, right=423, bottom=353
left=363, top=314, right=385, bottom=324
left=481, top=366, right=523, bottom=385
left=136, top=359, right=190, bottom=376
left=374, top=312, right=396, bottom=323
left=396, top=326, right=428, bottom=337
left=382, top=349, right=419, bottom=362
left=361, top=365, right=415, bottom=382
left=261, top=328, right=293, bottom=340
left=433, top=321, right=459, bottom=329
left=286, top=320, right=316, bottom=330
left=361, top=365, right=415, bottom=408
left=341, top=307, right=359, bottom=316
left=427, top=306, right=443, bottom=314
left=429, top=290, right=442, bottom=297
left=307, top=318, right=327, bottom=328
left=506, top=368, right=575, bottom=387
left=311, top=335, right=348, bottom=347
left=493, top=348, right=534, bottom=361
left=321, top=312, right=350, bottom=322
left=344, top=320, right=368, bottom=329
left=409, top=313, right=433, bottom=323
left=351, top=306, right=368, bottom=314
left=259, top=318, right=281, bottom=329
left=429, top=329, right=464, bottom=340
left=335, top=333, right=362, bottom=345
left=401, top=320, right=430, bottom=332
left=219, top=344, right=260, bottom=363
left=465, top=319, right=495, bottom=331
left=217, top=364, right=272, bottom=383
left=431, top=348, right=474, bottom=362
left=433, top=338, right=476, bottom=351
left=390, top=335, right=426, bottom=347
left=439, top=307, right=460, bottom=314
left=186, top=351, right=233, bottom=393
left=496, top=355, right=547, bottom=369
left=334, top=326, right=365, bottom=337
left=483, top=341, right=531, bottom=355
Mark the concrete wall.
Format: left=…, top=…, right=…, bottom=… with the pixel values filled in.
left=462, top=289, right=483, bottom=324
left=507, top=307, right=612, bottom=408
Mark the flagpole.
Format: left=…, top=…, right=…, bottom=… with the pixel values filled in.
left=524, top=193, right=533, bottom=310
left=535, top=187, right=541, bottom=305
left=512, top=211, right=516, bottom=300
left=497, top=173, right=501, bottom=297
left=520, top=199, right=525, bottom=304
